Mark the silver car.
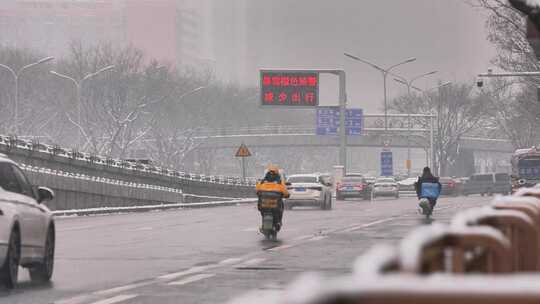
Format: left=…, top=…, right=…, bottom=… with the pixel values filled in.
left=372, top=177, right=399, bottom=199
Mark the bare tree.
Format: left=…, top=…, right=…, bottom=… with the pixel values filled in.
left=472, top=0, right=539, bottom=75
left=470, top=1, right=540, bottom=149
left=480, top=78, right=540, bottom=148
left=392, top=83, right=489, bottom=176
left=0, top=42, right=316, bottom=175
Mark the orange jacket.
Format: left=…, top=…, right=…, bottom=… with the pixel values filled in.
left=256, top=180, right=290, bottom=198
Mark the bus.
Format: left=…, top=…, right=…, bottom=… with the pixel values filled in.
left=510, top=147, right=540, bottom=192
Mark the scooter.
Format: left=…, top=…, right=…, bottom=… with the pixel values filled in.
left=258, top=191, right=283, bottom=241
left=418, top=198, right=432, bottom=219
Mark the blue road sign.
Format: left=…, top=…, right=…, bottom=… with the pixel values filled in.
left=381, top=150, right=393, bottom=177
left=346, top=108, right=362, bottom=135
left=316, top=107, right=340, bottom=135
left=316, top=107, right=363, bottom=136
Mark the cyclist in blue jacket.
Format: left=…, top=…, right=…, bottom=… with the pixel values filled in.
left=414, top=167, right=442, bottom=216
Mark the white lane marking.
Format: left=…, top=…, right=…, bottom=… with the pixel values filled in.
left=89, top=294, right=138, bottom=304
left=309, top=235, right=327, bottom=241
left=242, top=227, right=259, bottom=232
left=219, top=258, right=244, bottom=265
left=292, top=235, right=312, bottom=241
left=268, top=244, right=296, bottom=252
left=57, top=225, right=94, bottom=232
left=131, top=226, right=153, bottom=231
left=158, top=265, right=216, bottom=280
left=168, top=273, right=216, bottom=286
left=341, top=217, right=396, bottom=233
left=238, top=258, right=266, bottom=267
left=94, top=282, right=148, bottom=296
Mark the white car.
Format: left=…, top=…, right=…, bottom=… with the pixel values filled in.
left=372, top=177, right=400, bottom=199
left=0, top=155, right=55, bottom=288
left=285, top=174, right=333, bottom=210
left=397, top=177, right=418, bottom=192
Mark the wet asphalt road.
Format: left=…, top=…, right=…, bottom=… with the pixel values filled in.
left=0, top=195, right=491, bottom=304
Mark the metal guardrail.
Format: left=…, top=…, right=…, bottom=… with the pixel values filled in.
left=0, top=134, right=258, bottom=187
left=400, top=223, right=512, bottom=274
left=19, top=163, right=183, bottom=194
left=451, top=206, right=537, bottom=272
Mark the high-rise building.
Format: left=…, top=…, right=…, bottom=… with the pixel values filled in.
left=0, top=0, right=210, bottom=67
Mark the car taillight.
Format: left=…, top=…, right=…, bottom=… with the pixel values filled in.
left=336, top=182, right=341, bottom=190
left=449, top=182, right=455, bottom=188
left=355, top=184, right=364, bottom=190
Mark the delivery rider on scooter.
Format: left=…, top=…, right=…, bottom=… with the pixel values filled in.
left=256, top=165, right=289, bottom=230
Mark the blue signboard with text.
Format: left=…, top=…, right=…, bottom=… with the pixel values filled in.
left=316, top=107, right=363, bottom=136
left=345, top=108, right=363, bottom=135
left=381, top=150, right=393, bottom=177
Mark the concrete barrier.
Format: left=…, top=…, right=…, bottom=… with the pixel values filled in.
left=21, top=165, right=183, bottom=210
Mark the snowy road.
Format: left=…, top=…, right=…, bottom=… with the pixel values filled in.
left=0, top=195, right=490, bottom=304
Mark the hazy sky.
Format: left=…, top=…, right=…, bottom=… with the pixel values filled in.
left=235, top=0, right=498, bottom=112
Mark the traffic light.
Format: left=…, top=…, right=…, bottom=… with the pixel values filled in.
left=509, top=0, right=540, bottom=59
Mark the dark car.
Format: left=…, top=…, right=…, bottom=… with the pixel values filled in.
left=336, top=176, right=371, bottom=200
left=439, top=177, right=458, bottom=196
left=462, top=173, right=511, bottom=196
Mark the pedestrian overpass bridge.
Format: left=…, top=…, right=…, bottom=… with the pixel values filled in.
left=191, top=125, right=513, bottom=153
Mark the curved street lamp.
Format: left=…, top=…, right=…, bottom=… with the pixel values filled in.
left=50, top=65, right=115, bottom=146
left=0, top=56, right=55, bottom=134
left=344, top=52, right=416, bottom=131
left=393, top=71, right=438, bottom=176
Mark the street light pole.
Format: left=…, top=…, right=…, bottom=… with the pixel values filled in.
left=344, top=53, right=416, bottom=131
left=394, top=81, right=451, bottom=171
left=393, top=71, right=437, bottom=176
left=0, top=56, right=54, bottom=134
left=424, top=82, right=451, bottom=175
left=50, top=65, right=115, bottom=147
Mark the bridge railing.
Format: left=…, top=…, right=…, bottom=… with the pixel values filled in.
left=0, top=134, right=258, bottom=187
left=231, top=186, right=540, bottom=304
left=193, top=125, right=434, bottom=137
left=191, top=125, right=511, bottom=146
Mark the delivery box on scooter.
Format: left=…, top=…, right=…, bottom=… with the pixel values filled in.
left=421, top=182, right=440, bottom=198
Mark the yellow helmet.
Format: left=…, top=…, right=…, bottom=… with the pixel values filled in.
left=267, top=165, right=280, bottom=174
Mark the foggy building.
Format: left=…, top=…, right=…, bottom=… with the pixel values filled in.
left=0, top=0, right=210, bottom=68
